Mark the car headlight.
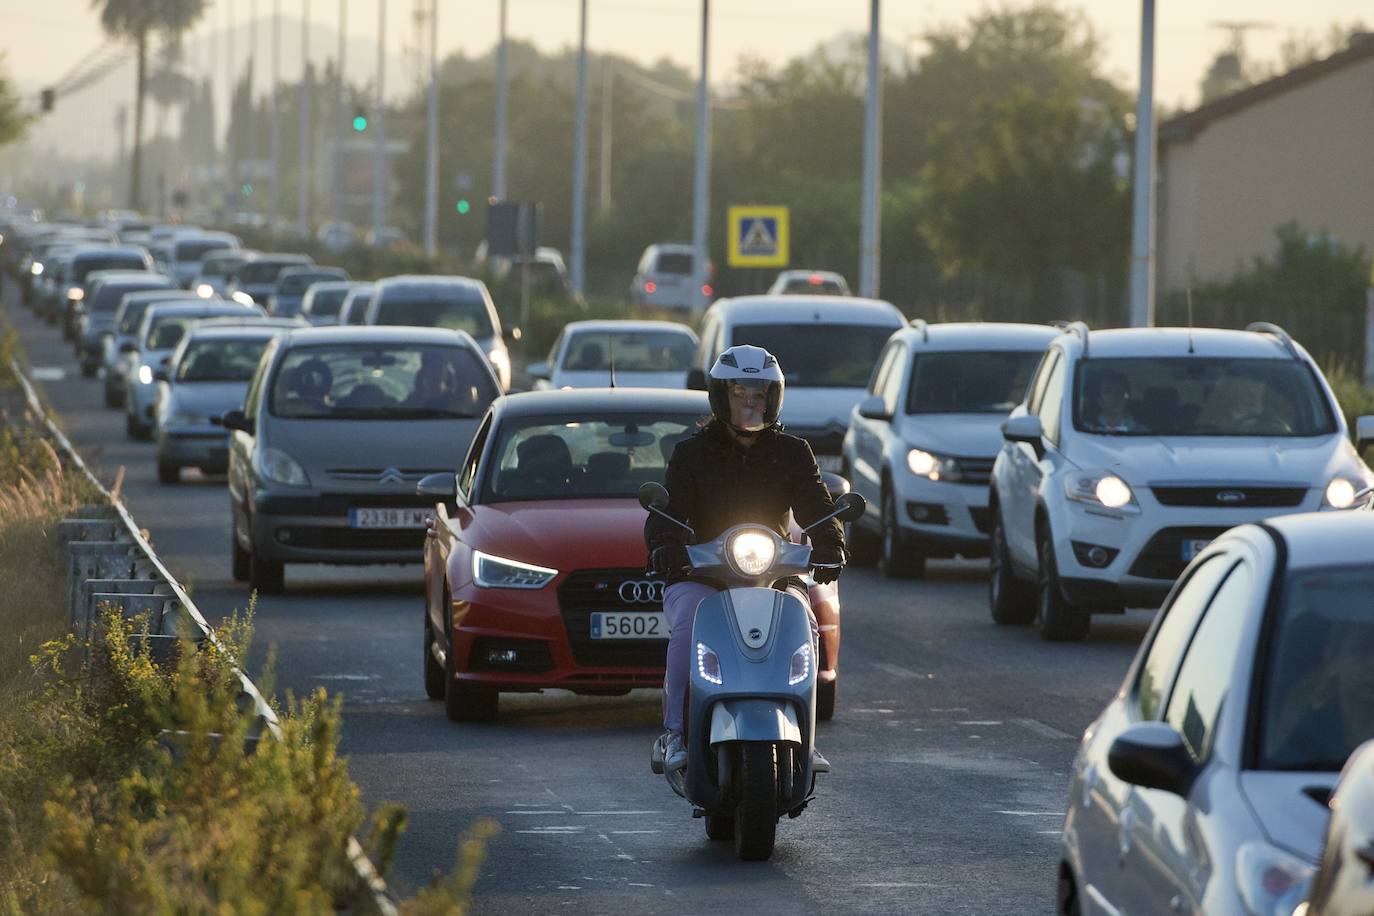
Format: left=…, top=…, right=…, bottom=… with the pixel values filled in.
left=696, top=642, right=723, bottom=685
left=196, top=283, right=214, bottom=298
left=788, top=642, right=812, bottom=685
left=137, top=364, right=154, bottom=386
left=1324, top=477, right=1357, bottom=509
left=906, top=447, right=964, bottom=482
left=30, top=262, right=43, bottom=276
left=728, top=529, right=777, bottom=576
left=231, top=290, right=256, bottom=307
left=471, top=549, right=558, bottom=589
left=487, top=347, right=510, bottom=383
left=1064, top=470, right=1137, bottom=511
left=256, top=446, right=310, bottom=487
left=67, top=287, right=83, bottom=301
left=1236, top=840, right=1313, bottom=916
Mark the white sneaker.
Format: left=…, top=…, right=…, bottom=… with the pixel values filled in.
left=662, top=731, right=687, bottom=771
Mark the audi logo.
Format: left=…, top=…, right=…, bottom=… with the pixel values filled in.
left=619, top=580, right=665, bottom=603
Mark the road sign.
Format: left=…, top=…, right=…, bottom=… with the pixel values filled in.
left=728, top=205, right=789, bottom=268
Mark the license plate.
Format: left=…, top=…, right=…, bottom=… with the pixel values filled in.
left=590, top=612, right=667, bottom=640
left=816, top=454, right=844, bottom=473
left=348, top=507, right=429, bottom=529
left=1180, top=538, right=1211, bottom=562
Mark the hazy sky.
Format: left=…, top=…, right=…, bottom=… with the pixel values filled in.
left=3, top=0, right=1370, bottom=111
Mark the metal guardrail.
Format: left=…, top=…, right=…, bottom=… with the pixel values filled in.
left=4, top=355, right=399, bottom=916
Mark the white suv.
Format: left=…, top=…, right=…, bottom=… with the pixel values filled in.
left=989, top=322, right=1374, bottom=641
left=842, top=321, right=1059, bottom=577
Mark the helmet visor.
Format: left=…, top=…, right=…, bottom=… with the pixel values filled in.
left=727, top=380, right=775, bottom=431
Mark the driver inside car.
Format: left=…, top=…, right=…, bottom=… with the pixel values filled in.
left=645, top=344, right=847, bottom=775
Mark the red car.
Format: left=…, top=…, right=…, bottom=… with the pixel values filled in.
left=419, top=388, right=843, bottom=722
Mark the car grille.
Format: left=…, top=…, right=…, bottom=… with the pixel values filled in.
left=557, top=567, right=668, bottom=669
left=1150, top=485, right=1307, bottom=508
left=276, top=527, right=425, bottom=551
left=326, top=467, right=450, bottom=483
left=1128, top=526, right=1230, bottom=580
left=957, top=457, right=995, bottom=486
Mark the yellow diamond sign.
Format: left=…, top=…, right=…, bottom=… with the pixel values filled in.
left=728, top=206, right=790, bottom=268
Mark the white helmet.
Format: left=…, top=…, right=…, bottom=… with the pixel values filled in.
left=708, top=344, right=785, bottom=433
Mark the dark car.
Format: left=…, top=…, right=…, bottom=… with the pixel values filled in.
left=267, top=266, right=350, bottom=318
left=62, top=246, right=155, bottom=341
left=224, top=252, right=314, bottom=307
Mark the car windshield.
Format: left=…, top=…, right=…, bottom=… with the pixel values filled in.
left=372, top=287, right=493, bottom=337
left=279, top=272, right=340, bottom=295
left=75, top=255, right=146, bottom=284
left=481, top=414, right=703, bottom=502
left=239, top=260, right=302, bottom=283
left=305, top=287, right=349, bottom=317
left=907, top=351, right=1043, bottom=414
left=562, top=331, right=695, bottom=372
left=145, top=315, right=200, bottom=350
left=1258, top=565, right=1374, bottom=771
left=1073, top=358, right=1336, bottom=437
left=655, top=253, right=693, bottom=274
left=200, top=255, right=245, bottom=276
left=118, top=301, right=156, bottom=334
left=341, top=293, right=372, bottom=324
left=92, top=281, right=169, bottom=313
left=731, top=323, right=894, bottom=388
left=175, top=239, right=231, bottom=261
left=175, top=338, right=270, bottom=383
left=269, top=344, right=498, bottom=420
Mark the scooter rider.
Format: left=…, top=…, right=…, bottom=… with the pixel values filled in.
left=646, top=344, right=847, bottom=773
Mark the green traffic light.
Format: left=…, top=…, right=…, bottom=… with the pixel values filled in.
left=455, top=199, right=471, bottom=215
left=352, top=115, right=367, bottom=132
left=241, top=183, right=253, bottom=197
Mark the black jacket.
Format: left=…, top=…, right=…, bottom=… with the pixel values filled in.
left=644, top=420, right=846, bottom=585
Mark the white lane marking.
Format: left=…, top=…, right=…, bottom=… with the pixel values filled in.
left=958, top=720, right=1003, bottom=726
left=575, top=810, right=661, bottom=816
left=556, top=885, right=581, bottom=890
left=930, top=707, right=969, bottom=712
left=610, top=830, right=661, bottom=835
left=852, top=708, right=895, bottom=714
left=505, top=810, right=566, bottom=815
left=997, top=810, right=1065, bottom=817
left=30, top=366, right=65, bottom=381
left=1013, top=718, right=1076, bottom=740
left=517, top=827, right=586, bottom=834
left=317, top=674, right=381, bottom=681
left=858, top=883, right=944, bottom=888
left=628, top=883, right=654, bottom=887
left=1037, top=830, right=1061, bottom=835
left=872, top=662, right=920, bottom=679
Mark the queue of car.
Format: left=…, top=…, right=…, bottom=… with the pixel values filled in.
left=4, top=212, right=1374, bottom=912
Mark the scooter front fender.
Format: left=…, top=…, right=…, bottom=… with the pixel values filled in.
left=710, top=698, right=801, bottom=746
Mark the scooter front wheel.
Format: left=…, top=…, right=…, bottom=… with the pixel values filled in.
left=734, top=742, right=778, bottom=861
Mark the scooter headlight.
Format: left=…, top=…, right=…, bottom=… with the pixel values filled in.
left=137, top=364, right=154, bottom=386
left=788, top=642, right=812, bottom=686
left=696, top=642, right=723, bottom=685
left=727, top=529, right=776, bottom=577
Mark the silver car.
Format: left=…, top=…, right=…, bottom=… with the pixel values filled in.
left=528, top=319, right=698, bottom=390
left=192, top=248, right=257, bottom=298
left=125, top=300, right=262, bottom=440
left=170, top=232, right=240, bottom=288
left=76, top=270, right=178, bottom=376
left=364, top=275, right=510, bottom=391
left=103, top=289, right=206, bottom=407
left=223, top=325, right=502, bottom=593
left=154, top=325, right=285, bottom=483
left=299, top=280, right=358, bottom=326
left=1059, top=511, right=1374, bottom=916
left=267, top=266, right=350, bottom=317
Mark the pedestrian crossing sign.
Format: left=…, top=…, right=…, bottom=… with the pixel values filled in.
left=728, top=205, right=790, bottom=267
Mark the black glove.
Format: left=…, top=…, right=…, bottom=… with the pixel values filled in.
left=811, top=546, right=845, bottom=585
left=649, top=544, right=690, bottom=576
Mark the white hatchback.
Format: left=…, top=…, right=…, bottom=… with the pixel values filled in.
left=842, top=321, right=1058, bottom=577
left=989, top=322, right=1374, bottom=641
left=527, top=319, right=698, bottom=390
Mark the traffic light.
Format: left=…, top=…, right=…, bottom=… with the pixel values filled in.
left=40, top=88, right=55, bottom=112
left=352, top=107, right=368, bottom=132
left=455, top=199, right=471, bottom=215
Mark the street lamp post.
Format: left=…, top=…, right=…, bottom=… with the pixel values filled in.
left=371, top=0, right=386, bottom=239
left=570, top=0, right=589, bottom=297
left=1128, top=0, right=1157, bottom=327
left=859, top=0, right=882, bottom=299
left=299, top=0, right=312, bottom=232
left=690, top=0, right=711, bottom=311
left=423, top=0, right=438, bottom=257
left=493, top=0, right=508, bottom=201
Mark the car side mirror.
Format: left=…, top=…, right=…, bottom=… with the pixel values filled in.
left=221, top=409, right=254, bottom=434
left=638, top=481, right=670, bottom=510
left=857, top=394, right=892, bottom=422
left=1356, top=415, right=1374, bottom=455
left=1002, top=414, right=1045, bottom=459
left=1107, top=722, right=1198, bottom=797
left=686, top=367, right=707, bottom=391
left=821, top=471, right=851, bottom=499
left=416, top=472, right=457, bottom=500
left=527, top=361, right=551, bottom=382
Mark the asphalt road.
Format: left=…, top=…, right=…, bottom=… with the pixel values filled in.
left=3, top=288, right=1149, bottom=914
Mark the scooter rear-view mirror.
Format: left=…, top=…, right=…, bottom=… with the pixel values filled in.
left=638, top=482, right=669, bottom=510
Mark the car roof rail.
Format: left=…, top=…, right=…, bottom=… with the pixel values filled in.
left=909, top=318, right=929, bottom=342
left=1061, top=320, right=1090, bottom=358
left=1245, top=321, right=1301, bottom=360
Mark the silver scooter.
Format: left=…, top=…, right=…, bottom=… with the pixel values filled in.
left=641, top=481, right=865, bottom=861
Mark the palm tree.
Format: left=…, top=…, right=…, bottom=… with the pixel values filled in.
left=91, top=0, right=207, bottom=210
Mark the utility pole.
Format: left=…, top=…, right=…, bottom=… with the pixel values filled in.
left=598, top=59, right=612, bottom=213
left=332, top=0, right=345, bottom=224
left=422, top=0, right=438, bottom=256
left=248, top=0, right=258, bottom=212
left=492, top=0, right=508, bottom=200
left=859, top=0, right=882, bottom=299
left=690, top=0, right=711, bottom=311
left=570, top=0, right=589, bottom=296
left=271, top=0, right=281, bottom=215
left=1128, top=0, right=1157, bottom=327
left=299, top=0, right=312, bottom=232
left=372, top=0, right=386, bottom=239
